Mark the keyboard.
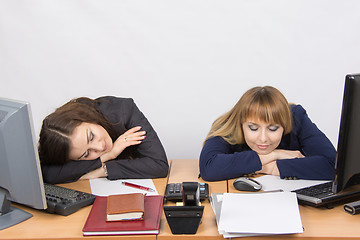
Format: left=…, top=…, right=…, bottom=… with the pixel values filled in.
left=293, top=182, right=360, bottom=207
left=44, top=183, right=96, bottom=216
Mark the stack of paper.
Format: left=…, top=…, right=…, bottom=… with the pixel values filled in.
left=211, top=192, right=303, bottom=238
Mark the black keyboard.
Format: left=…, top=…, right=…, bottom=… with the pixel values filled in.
left=44, top=183, right=96, bottom=216
left=293, top=182, right=360, bottom=207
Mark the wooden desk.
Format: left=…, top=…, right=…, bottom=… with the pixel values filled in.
left=228, top=178, right=360, bottom=239
left=2, top=160, right=360, bottom=240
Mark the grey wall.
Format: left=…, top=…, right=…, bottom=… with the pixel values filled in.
left=1, top=0, right=359, bottom=159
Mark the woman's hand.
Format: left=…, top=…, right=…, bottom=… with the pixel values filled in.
left=274, top=149, right=305, bottom=160
left=258, top=149, right=305, bottom=165
left=100, top=126, right=146, bottom=162
left=257, top=149, right=304, bottom=176
left=256, top=161, right=280, bottom=176
left=79, top=164, right=107, bottom=180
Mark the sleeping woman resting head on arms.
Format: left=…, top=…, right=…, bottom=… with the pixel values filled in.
left=38, top=96, right=168, bottom=184
left=199, top=86, right=336, bottom=181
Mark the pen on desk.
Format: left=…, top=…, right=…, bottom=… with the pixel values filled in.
left=122, top=181, right=155, bottom=192
left=261, top=189, right=284, bottom=193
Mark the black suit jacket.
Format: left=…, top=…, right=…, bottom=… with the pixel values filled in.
left=41, top=97, right=169, bottom=184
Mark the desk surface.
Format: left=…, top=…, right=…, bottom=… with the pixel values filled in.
left=1, top=159, right=360, bottom=240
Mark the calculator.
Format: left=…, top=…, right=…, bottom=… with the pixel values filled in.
left=164, top=182, right=209, bottom=202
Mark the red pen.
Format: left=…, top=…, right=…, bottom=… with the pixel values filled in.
left=122, top=181, right=155, bottom=192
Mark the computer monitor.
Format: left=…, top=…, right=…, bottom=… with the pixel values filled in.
left=333, top=74, right=360, bottom=193
left=0, top=98, right=47, bottom=230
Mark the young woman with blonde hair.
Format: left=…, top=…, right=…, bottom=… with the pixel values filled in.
left=199, top=86, right=336, bottom=181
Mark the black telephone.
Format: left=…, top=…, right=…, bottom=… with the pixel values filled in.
left=164, top=182, right=209, bottom=202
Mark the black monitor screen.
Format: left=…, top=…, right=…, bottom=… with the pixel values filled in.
left=333, top=74, right=360, bottom=193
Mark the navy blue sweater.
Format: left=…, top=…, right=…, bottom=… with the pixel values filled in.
left=199, top=105, right=336, bottom=181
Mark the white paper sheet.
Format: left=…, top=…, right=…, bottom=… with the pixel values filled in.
left=89, top=178, right=158, bottom=196
left=211, top=193, right=269, bottom=238
left=255, top=175, right=330, bottom=192
left=218, top=192, right=303, bottom=235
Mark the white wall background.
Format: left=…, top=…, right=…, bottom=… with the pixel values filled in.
left=1, top=0, right=359, bottom=160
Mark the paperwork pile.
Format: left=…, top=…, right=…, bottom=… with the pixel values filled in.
left=211, top=192, right=303, bottom=238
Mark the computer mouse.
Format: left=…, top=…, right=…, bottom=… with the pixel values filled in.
left=233, top=177, right=262, bottom=192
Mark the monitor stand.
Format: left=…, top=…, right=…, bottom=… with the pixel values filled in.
left=0, top=190, right=33, bottom=230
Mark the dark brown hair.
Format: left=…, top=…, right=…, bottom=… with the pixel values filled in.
left=38, top=97, right=118, bottom=165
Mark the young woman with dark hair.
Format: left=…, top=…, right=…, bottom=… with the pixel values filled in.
left=39, top=96, right=168, bottom=184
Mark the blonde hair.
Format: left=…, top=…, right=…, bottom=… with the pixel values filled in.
left=205, top=86, right=292, bottom=145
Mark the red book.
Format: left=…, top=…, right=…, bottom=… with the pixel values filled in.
left=82, top=195, right=163, bottom=236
